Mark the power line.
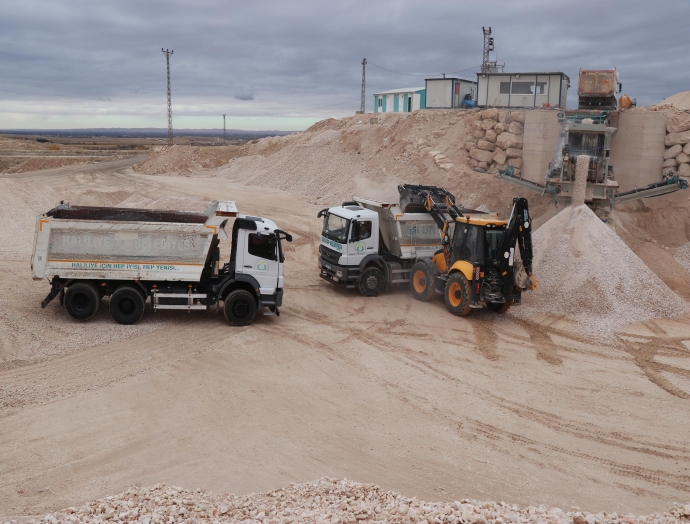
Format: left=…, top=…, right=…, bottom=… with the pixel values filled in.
left=162, top=48, right=174, bottom=146
left=368, top=62, right=482, bottom=78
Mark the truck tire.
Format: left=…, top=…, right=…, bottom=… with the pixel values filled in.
left=410, top=259, right=437, bottom=302
left=444, top=273, right=472, bottom=317
left=110, top=286, right=145, bottom=325
left=358, top=266, right=385, bottom=297
left=224, top=289, right=257, bottom=326
left=486, top=300, right=512, bottom=313
left=64, top=282, right=100, bottom=321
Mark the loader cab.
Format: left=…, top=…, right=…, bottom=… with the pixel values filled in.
left=450, top=216, right=507, bottom=267
left=318, top=204, right=379, bottom=268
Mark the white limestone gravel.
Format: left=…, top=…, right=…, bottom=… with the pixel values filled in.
left=515, top=204, right=690, bottom=337
left=17, top=478, right=690, bottom=524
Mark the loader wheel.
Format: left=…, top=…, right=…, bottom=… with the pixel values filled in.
left=110, top=286, right=146, bottom=325
left=358, top=267, right=385, bottom=297
left=444, top=273, right=472, bottom=317
left=410, top=259, right=437, bottom=302
left=224, top=289, right=257, bottom=326
left=486, top=300, right=512, bottom=313
left=65, top=282, right=100, bottom=321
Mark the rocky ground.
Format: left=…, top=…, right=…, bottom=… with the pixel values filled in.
left=19, top=479, right=690, bottom=524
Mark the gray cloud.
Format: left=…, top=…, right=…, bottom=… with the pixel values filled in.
left=234, top=86, right=255, bottom=101
left=0, top=0, right=688, bottom=128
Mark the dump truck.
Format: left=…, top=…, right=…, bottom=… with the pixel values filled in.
left=31, top=200, right=292, bottom=326
left=577, top=69, right=622, bottom=110
left=317, top=185, right=535, bottom=315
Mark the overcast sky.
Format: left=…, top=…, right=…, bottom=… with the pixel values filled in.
left=1, top=0, right=688, bottom=131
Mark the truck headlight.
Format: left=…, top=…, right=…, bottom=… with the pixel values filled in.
left=336, top=270, right=343, bottom=278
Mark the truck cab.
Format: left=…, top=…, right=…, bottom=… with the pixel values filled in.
left=317, top=203, right=379, bottom=288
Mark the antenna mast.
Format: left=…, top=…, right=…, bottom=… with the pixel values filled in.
left=360, top=58, right=367, bottom=113
left=162, top=48, right=174, bottom=146
left=481, top=27, right=494, bottom=74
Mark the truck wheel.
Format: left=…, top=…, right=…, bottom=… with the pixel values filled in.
left=444, top=273, right=472, bottom=317
left=110, top=286, right=145, bottom=325
left=224, top=290, right=257, bottom=326
left=64, top=282, right=100, bottom=321
left=358, top=267, right=385, bottom=297
left=486, top=300, right=512, bottom=313
left=410, top=259, right=437, bottom=302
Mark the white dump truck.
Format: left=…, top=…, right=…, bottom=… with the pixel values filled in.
left=317, top=185, right=461, bottom=296
left=31, top=200, right=292, bottom=326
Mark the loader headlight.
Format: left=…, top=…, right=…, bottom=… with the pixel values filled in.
left=336, top=270, right=343, bottom=278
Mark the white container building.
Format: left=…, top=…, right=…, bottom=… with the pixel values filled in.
left=425, top=78, right=477, bottom=109
left=373, top=87, right=426, bottom=113
left=476, top=72, right=570, bottom=108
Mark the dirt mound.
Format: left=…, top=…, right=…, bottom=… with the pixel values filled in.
left=657, top=90, right=690, bottom=110
left=32, top=479, right=690, bottom=524
left=516, top=204, right=690, bottom=337
left=134, top=111, right=552, bottom=219
left=133, top=144, right=245, bottom=176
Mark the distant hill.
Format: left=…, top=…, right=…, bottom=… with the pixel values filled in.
left=0, top=128, right=295, bottom=141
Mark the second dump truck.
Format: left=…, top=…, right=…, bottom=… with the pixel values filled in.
left=32, top=200, right=292, bottom=326
left=318, top=185, right=535, bottom=315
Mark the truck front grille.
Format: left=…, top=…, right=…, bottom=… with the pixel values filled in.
left=320, top=244, right=341, bottom=264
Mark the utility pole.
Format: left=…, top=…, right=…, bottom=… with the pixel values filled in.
left=162, top=48, right=174, bottom=146
left=223, top=114, right=226, bottom=143
left=481, top=27, right=494, bottom=74
left=360, top=58, right=367, bottom=113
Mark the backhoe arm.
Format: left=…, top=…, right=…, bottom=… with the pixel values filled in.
left=494, top=197, right=535, bottom=289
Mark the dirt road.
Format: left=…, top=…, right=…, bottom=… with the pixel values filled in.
left=1, top=160, right=689, bottom=519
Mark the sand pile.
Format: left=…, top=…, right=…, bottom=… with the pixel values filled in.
left=516, top=204, right=690, bottom=337
left=657, top=90, right=690, bottom=111
left=23, top=479, right=690, bottom=524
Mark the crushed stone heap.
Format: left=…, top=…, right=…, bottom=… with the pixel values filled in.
left=515, top=204, right=690, bottom=337
left=22, top=478, right=690, bottom=524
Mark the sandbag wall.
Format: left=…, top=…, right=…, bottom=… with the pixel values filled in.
left=464, top=108, right=525, bottom=175
left=662, top=112, right=690, bottom=179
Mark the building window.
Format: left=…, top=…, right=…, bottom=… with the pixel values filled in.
left=535, top=81, right=547, bottom=94
left=499, top=82, right=510, bottom=94
left=378, top=97, right=382, bottom=108
left=511, top=81, right=534, bottom=95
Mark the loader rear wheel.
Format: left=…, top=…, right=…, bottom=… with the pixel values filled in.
left=486, top=300, right=512, bottom=313
left=65, top=282, right=100, bottom=321
left=110, top=286, right=145, bottom=325
left=444, top=273, right=472, bottom=317
left=224, top=289, right=257, bottom=326
left=358, top=267, right=385, bottom=297
left=410, top=259, right=437, bottom=302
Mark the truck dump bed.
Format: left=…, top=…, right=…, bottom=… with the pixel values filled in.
left=354, top=197, right=446, bottom=259
left=31, top=200, right=237, bottom=282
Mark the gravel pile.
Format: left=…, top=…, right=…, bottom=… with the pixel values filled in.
left=675, top=241, right=690, bottom=273
left=19, top=478, right=690, bottom=524
left=515, top=204, right=690, bottom=337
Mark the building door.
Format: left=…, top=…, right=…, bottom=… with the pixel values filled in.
left=407, top=96, right=412, bottom=112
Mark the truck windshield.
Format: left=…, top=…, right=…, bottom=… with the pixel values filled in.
left=322, top=214, right=350, bottom=243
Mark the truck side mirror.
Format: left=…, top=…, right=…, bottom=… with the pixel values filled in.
left=350, top=220, right=360, bottom=242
